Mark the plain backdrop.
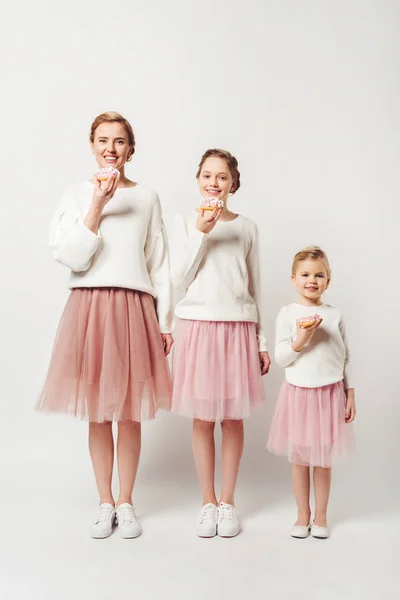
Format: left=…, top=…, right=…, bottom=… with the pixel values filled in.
left=0, top=1, right=398, bottom=599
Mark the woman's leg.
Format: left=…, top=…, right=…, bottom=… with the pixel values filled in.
left=116, top=420, right=141, bottom=505
left=313, top=466, right=331, bottom=527
left=89, top=422, right=115, bottom=504
left=192, top=419, right=218, bottom=505
left=292, top=464, right=311, bottom=525
left=220, top=419, right=244, bottom=505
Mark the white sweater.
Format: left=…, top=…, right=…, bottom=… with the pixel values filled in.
left=275, top=303, right=354, bottom=389
left=49, top=182, right=173, bottom=333
left=170, top=212, right=268, bottom=351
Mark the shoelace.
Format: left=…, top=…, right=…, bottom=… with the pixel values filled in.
left=219, top=505, right=235, bottom=522
left=117, top=505, right=136, bottom=524
left=97, top=505, right=114, bottom=523
left=200, top=505, right=216, bottom=523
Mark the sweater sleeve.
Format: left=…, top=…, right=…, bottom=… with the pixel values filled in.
left=169, top=213, right=208, bottom=292
left=144, top=197, right=174, bottom=334
left=338, top=317, right=354, bottom=389
left=246, top=224, right=268, bottom=352
left=275, top=307, right=301, bottom=368
left=49, top=188, right=101, bottom=272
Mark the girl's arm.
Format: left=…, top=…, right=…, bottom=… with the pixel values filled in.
left=246, top=224, right=268, bottom=352
left=169, top=213, right=208, bottom=292
left=338, top=317, right=354, bottom=390
left=49, top=188, right=101, bottom=272
left=145, top=197, right=174, bottom=334
left=275, top=308, right=301, bottom=367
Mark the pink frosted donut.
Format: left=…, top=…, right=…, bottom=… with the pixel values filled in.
left=299, top=314, right=320, bottom=329
left=95, top=167, right=119, bottom=181
left=200, top=197, right=224, bottom=211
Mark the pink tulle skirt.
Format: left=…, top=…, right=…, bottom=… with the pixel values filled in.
left=171, top=319, right=265, bottom=422
left=267, top=381, right=354, bottom=467
left=36, top=288, right=172, bottom=422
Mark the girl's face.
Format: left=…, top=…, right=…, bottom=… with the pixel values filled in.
left=197, top=156, right=234, bottom=201
left=91, top=122, right=132, bottom=170
left=292, top=259, right=330, bottom=304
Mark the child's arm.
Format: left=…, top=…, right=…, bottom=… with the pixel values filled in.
left=169, top=214, right=208, bottom=292
left=338, top=317, right=354, bottom=390
left=275, top=308, right=302, bottom=367
left=246, top=224, right=268, bottom=352
left=49, top=188, right=101, bottom=272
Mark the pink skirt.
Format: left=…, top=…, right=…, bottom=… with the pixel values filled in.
left=171, top=319, right=265, bottom=422
left=36, top=288, right=172, bottom=422
left=267, top=381, right=355, bottom=467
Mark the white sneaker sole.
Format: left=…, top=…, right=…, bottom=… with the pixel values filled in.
left=90, top=527, right=113, bottom=539
left=217, top=527, right=239, bottom=538
left=120, top=528, right=142, bottom=539
left=197, top=527, right=217, bottom=538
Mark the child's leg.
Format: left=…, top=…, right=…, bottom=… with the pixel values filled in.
left=292, top=464, right=311, bottom=525
left=116, top=421, right=141, bottom=505
left=220, top=419, right=244, bottom=505
left=193, top=419, right=218, bottom=505
left=313, top=466, right=331, bottom=527
left=89, top=422, right=115, bottom=505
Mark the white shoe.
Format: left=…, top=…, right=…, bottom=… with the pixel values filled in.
left=311, top=522, right=330, bottom=539
left=116, top=503, right=142, bottom=539
left=196, top=503, right=218, bottom=537
left=217, top=502, right=239, bottom=537
left=291, top=523, right=311, bottom=539
left=90, top=503, right=116, bottom=539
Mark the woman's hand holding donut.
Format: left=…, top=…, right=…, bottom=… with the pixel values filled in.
left=84, top=172, right=120, bottom=233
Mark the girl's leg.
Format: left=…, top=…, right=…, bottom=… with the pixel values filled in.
left=192, top=419, right=218, bottom=505
left=89, top=422, right=115, bottom=505
left=292, top=464, right=311, bottom=525
left=116, top=421, right=141, bottom=505
left=313, top=466, right=331, bottom=527
left=220, top=419, right=244, bottom=505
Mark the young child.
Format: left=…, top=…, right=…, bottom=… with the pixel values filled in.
left=170, top=149, right=270, bottom=538
left=267, top=246, right=355, bottom=539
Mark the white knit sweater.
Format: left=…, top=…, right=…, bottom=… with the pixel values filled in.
left=275, top=303, right=354, bottom=389
left=170, top=211, right=268, bottom=351
left=49, top=182, right=173, bottom=333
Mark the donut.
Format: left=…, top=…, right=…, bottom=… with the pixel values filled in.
left=299, top=314, right=320, bottom=328
left=95, top=167, right=119, bottom=181
left=200, top=197, right=224, bottom=211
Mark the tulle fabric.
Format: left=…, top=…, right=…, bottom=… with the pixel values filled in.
left=267, top=381, right=354, bottom=467
left=36, top=288, right=172, bottom=422
left=171, top=319, right=265, bottom=422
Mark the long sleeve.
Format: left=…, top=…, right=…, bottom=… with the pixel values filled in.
left=49, top=188, right=101, bottom=272
left=246, top=224, right=268, bottom=352
left=339, top=317, right=354, bottom=389
left=275, top=308, right=301, bottom=368
left=145, top=198, right=174, bottom=333
left=169, top=213, right=208, bottom=292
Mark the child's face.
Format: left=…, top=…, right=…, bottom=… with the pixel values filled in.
left=292, top=259, right=330, bottom=303
left=197, top=156, right=234, bottom=201
left=91, top=122, right=132, bottom=170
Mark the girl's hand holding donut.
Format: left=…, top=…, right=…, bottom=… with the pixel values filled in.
left=196, top=208, right=222, bottom=234
left=292, top=317, right=323, bottom=353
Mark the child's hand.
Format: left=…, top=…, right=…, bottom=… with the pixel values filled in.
left=291, top=317, right=323, bottom=352
left=259, top=351, right=271, bottom=375
left=345, top=388, right=356, bottom=423
left=196, top=208, right=222, bottom=234
left=161, top=333, right=174, bottom=357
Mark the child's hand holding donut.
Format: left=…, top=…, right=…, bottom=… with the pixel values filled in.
left=196, top=208, right=222, bottom=234
left=292, top=316, right=323, bottom=352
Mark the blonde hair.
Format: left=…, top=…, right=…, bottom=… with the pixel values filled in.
left=90, top=111, right=135, bottom=159
left=292, top=246, right=331, bottom=280
left=196, top=148, right=241, bottom=193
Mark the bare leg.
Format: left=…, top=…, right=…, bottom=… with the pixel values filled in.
left=89, top=422, right=115, bottom=505
left=220, top=419, right=244, bottom=505
left=116, top=421, right=141, bottom=505
left=313, top=466, right=331, bottom=527
left=292, top=464, right=311, bottom=526
left=192, top=419, right=218, bottom=506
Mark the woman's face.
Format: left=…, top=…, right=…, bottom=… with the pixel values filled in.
left=197, top=156, right=234, bottom=201
left=91, top=122, right=132, bottom=170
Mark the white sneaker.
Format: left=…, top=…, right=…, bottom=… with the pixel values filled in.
left=291, top=523, right=311, bottom=539
left=311, top=522, right=330, bottom=539
left=196, top=503, right=218, bottom=537
left=217, top=502, right=239, bottom=537
left=116, top=503, right=142, bottom=539
left=90, top=503, right=116, bottom=539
